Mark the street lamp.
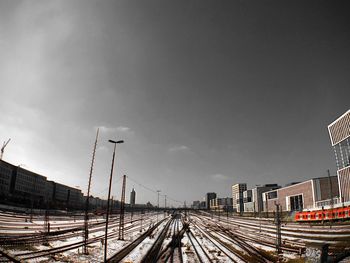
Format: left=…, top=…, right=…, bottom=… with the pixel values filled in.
left=104, top=139, right=124, bottom=263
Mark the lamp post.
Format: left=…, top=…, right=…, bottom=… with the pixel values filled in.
left=104, top=139, right=124, bottom=263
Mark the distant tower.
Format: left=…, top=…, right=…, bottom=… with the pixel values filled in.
left=130, top=188, right=136, bottom=206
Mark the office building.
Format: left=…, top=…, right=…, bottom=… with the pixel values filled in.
left=13, top=166, right=47, bottom=205
left=206, top=192, right=217, bottom=210
left=210, top=197, right=233, bottom=211
left=232, top=183, right=247, bottom=213
left=243, top=184, right=280, bottom=213
left=192, top=200, right=200, bottom=209
left=0, top=160, right=13, bottom=196
left=263, top=176, right=339, bottom=212
left=328, top=109, right=350, bottom=204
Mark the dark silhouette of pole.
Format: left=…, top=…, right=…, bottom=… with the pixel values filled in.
left=157, top=190, right=161, bottom=222
left=327, top=169, right=334, bottom=229
left=164, top=195, right=167, bottom=219
left=118, top=175, right=126, bottom=240
left=104, top=139, right=124, bottom=263
left=44, top=208, right=49, bottom=245
left=140, top=210, right=143, bottom=232
left=84, top=128, right=99, bottom=254
left=275, top=203, right=282, bottom=256
left=226, top=198, right=228, bottom=221
left=265, top=193, right=269, bottom=218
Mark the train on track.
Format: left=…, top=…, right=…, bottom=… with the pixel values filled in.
left=295, top=205, right=350, bottom=222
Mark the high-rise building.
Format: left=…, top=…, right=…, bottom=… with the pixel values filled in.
left=328, top=109, right=350, bottom=204
left=130, top=188, right=136, bottom=206
left=206, top=192, right=216, bottom=210
left=232, top=183, right=247, bottom=213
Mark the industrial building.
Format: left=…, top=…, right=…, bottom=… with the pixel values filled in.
left=328, top=109, right=350, bottom=205
left=263, top=176, right=339, bottom=212
left=243, top=184, right=280, bottom=213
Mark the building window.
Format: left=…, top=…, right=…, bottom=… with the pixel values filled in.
left=290, top=195, right=303, bottom=211
left=268, top=191, right=277, bottom=199
left=334, top=138, right=350, bottom=170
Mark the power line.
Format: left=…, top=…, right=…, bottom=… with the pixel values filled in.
left=126, top=175, right=182, bottom=204
left=92, top=176, right=123, bottom=198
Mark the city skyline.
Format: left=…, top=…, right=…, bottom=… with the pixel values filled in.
left=0, top=0, right=350, bottom=206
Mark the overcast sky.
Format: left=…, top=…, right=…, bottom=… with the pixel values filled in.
left=0, top=0, right=349, bottom=207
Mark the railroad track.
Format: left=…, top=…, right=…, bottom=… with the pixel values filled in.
left=0, top=213, right=154, bottom=247
left=193, top=216, right=290, bottom=261
left=141, top=217, right=174, bottom=262
left=157, top=214, right=186, bottom=263
left=190, top=220, right=242, bottom=262
left=107, top=218, right=168, bottom=262
left=0, top=217, right=119, bottom=246
left=186, top=228, right=212, bottom=263
left=14, top=217, right=154, bottom=261
left=192, top=212, right=350, bottom=247
left=218, top=225, right=275, bottom=263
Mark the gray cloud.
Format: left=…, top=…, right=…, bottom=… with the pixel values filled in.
left=168, top=145, right=189, bottom=153
left=211, top=174, right=230, bottom=181
left=0, top=0, right=349, bottom=206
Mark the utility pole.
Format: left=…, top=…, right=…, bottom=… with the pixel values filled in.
left=84, top=128, right=99, bottom=255
left=164, top=195, right=167, bottom=219
left=44, top=209, right=49, bottom=245
left=327, top=169, right=334, bottom=229
left=275, top=204, right=282, bottom=256
left=265, top=192, right=269, bottom=218
left=0, top=138, right=11, bottom=160
left=157, top=190, right=161, bottom=222
left=118, top=175, right=126, bottom=240
left=110, top=196, right=114, bottom=216
left=253, top=202, right=256, bottom=218
left=226, top=198, right=228, bottom=222
left=131, top=204, right=133, bottom=223
left=140, top=210, right=143, bottom=232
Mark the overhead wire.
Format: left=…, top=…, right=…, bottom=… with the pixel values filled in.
left=126, top=175, right=182, bottom=204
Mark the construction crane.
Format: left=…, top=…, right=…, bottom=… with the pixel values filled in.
left=0, top=138, right=11, bottom=160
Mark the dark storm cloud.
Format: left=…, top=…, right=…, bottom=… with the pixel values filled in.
left=0, top=0, right=349, bottom=205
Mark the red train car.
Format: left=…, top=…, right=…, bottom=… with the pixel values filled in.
left=295, top=206, right=350, bottom=222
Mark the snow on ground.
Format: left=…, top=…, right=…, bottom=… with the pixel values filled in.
left=2, top=210, right=349, bottom=262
